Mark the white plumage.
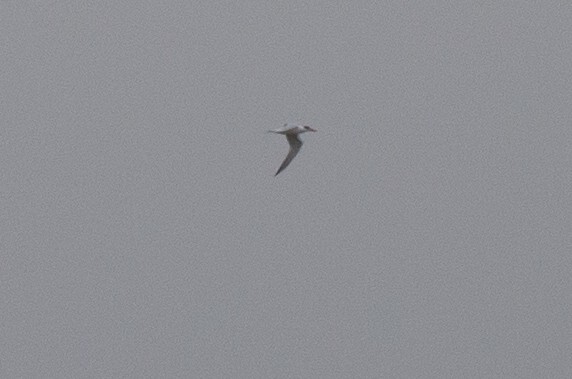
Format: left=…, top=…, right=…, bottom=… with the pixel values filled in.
left=268, top=124, right=317, bottom=176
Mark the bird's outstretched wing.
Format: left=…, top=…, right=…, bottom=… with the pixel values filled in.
left=275, top=134, right=303, bottom=176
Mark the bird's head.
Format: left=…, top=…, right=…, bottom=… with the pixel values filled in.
left=303, top=126, right=317, bottom=132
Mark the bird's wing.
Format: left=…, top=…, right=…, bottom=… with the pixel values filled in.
left=275, top=134, right=303, bottom=176
left=268, top=124, right=295, bottom=134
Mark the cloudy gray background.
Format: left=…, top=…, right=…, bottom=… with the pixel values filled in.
left=2, top=1, right=571, bottom=377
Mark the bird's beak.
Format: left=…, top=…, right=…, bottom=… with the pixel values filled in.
left=305, top=126, right=317, bottom=132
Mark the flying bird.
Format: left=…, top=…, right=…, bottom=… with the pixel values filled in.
left=269, top=124, right=317, bottom=176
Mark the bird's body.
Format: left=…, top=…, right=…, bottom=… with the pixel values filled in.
left=269, top=124, right=317, bottom=176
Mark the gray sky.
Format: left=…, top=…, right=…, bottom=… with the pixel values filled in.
left=2, top=1, right=572, bottom=377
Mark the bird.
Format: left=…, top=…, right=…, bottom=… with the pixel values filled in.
left=269, top=124, right=317, bottom=176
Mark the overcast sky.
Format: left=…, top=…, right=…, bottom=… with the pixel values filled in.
left=2, top=1, right=572, bottom=378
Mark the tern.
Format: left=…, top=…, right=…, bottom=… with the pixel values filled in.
left=269, top=124, right=317, bottom=176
